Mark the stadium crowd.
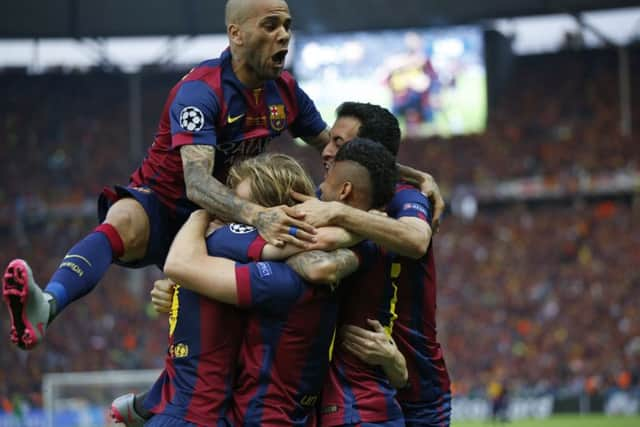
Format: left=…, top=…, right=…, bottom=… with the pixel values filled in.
left=1, top=46, right=639, bottom=411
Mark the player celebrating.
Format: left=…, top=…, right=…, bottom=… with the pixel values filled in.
left=294, top=102, right=452, bottom=426
left=2, top=0, right=329, bottom=351
left=129, top=153, right=318, bottom=426
left=124, top=140, right=402, bottom=426
left=163, top=139, right=401, bottom=426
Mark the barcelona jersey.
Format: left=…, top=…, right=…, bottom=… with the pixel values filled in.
left=386, top=184, right=451, bottom=422
left=229, top=259, right=340, bottom=427
left=144, top=224, right=267, bottom=426
left=320, top=241, right=405, bottom=426
left=129, top=48, right=326, bottom=217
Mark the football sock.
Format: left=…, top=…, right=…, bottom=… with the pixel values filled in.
left=45, top=224, right=124, bottom=317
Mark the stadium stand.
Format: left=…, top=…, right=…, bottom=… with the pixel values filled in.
left=1, top=46, right=638, bottom=416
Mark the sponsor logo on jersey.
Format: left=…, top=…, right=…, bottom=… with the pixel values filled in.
left=179, top=106, right=205, bottom=132
left=216, top=137, right=271, bottom=168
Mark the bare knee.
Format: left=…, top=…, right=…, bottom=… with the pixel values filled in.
left=104, top=198, right=150, bottom=262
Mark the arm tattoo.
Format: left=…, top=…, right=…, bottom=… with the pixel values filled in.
left=181, top=145, right=257, bottom=222
left=287, top=249, right=359, bottom=284
left=329, top=249, right=360, bottom=281
left=253, top=209, right=280, bottom=234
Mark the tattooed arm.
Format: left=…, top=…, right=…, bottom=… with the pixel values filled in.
left=180, top=145, right=314, bottom=247
left=286, top=249, right=359, bottom=285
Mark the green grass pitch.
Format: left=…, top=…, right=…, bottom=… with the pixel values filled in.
left=453, top=414, right=640, bottom=427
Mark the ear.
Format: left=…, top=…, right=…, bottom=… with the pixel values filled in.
left=228, top=24, right=243, bottom=46
left=338, top=181, right=353, bottom=202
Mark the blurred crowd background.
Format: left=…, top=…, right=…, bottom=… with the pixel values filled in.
left=1, top=43, right=639, bottom=415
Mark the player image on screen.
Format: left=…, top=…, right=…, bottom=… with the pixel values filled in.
left=2, top=0, right=330, bottom=352
left=295, top=27, right=486, bottom=138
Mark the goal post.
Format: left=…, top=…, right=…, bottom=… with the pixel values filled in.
left=42, top=369, right=161, bottom=427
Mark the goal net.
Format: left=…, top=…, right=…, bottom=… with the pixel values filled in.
left=42, top=369, right=160, bottom=427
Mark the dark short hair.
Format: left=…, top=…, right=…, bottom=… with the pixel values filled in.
left=336, top=102, right=401, bottom=156
left=335, top=137, right=398, bottom=209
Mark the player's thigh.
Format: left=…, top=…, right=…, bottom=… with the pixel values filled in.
left=104, top=197, right=151, bottom=261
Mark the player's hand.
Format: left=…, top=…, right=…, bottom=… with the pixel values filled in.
left=254, top=205, right=316, bottom=248
left=417, top=173, right=444, bottom=233
left=291, top=191, right=341, bottom=227
left=206, top=219, right=226, bottom=237
left=340, top=319, right=397, bottom=367
left=151, top=278, right=176, bottom=314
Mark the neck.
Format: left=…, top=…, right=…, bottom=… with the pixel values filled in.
left=346, top=194, right=371, bottom=212
left=230, top=49, right=263, bottom=88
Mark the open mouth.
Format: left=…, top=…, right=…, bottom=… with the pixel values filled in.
left=271, top=50, right=288, bottom=66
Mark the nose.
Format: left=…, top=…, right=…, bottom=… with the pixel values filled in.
left=322, top=142, right=337, bottom=162
left=277, top=25, right=291, bottom=44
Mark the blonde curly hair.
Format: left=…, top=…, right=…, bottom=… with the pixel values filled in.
left=228, top=153, right=315, bottom=208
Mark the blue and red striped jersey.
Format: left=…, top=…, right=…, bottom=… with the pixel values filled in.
left=144, top=224, right=267, bottom=426
left=386, top=184, right=451, bottom=405
left=320, top=241, right=405, bottom=426
left=129, top=48, right=326, bottom=216
left=230, top=260, right=340, bottom=427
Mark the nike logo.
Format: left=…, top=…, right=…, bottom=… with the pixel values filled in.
left=227, top=113, right=245, bottom=124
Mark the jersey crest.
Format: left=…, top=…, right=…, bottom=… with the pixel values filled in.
left=269, top=104, right=286, bottom=131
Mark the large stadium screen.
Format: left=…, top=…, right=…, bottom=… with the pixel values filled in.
left=294, top=27, right=487, bottom=137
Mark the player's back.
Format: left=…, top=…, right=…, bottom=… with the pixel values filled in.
left=144, top=223, right=269, bottom=425
left=144, top=285, right=245, bottom=425
left=230, top=260, right=339, bottom=427
left=320, top=242, right=404, bottom=426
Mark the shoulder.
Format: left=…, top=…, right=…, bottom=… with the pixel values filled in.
left=391, top=182, right=427, bottom=203
left=181, top=58, right=222, bottom=85
left=388, top=182, right=432, bottom=219
left=274, top=70, right=300, bottom=93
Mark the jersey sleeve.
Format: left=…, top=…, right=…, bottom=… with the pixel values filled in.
left=170, top=80, right=220, bottom=149
left=387, top=186, right=433, bottom=225
left=206, top=225, right=267, bottom=263
left=234, top=262, right=305, bottom=314
left=289, top=81, right=327, bottom=138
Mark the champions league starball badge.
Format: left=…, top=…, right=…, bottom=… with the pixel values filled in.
left=179, top=106, right=205, bottom=132
left=229, top=223, right=256, bottom=234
